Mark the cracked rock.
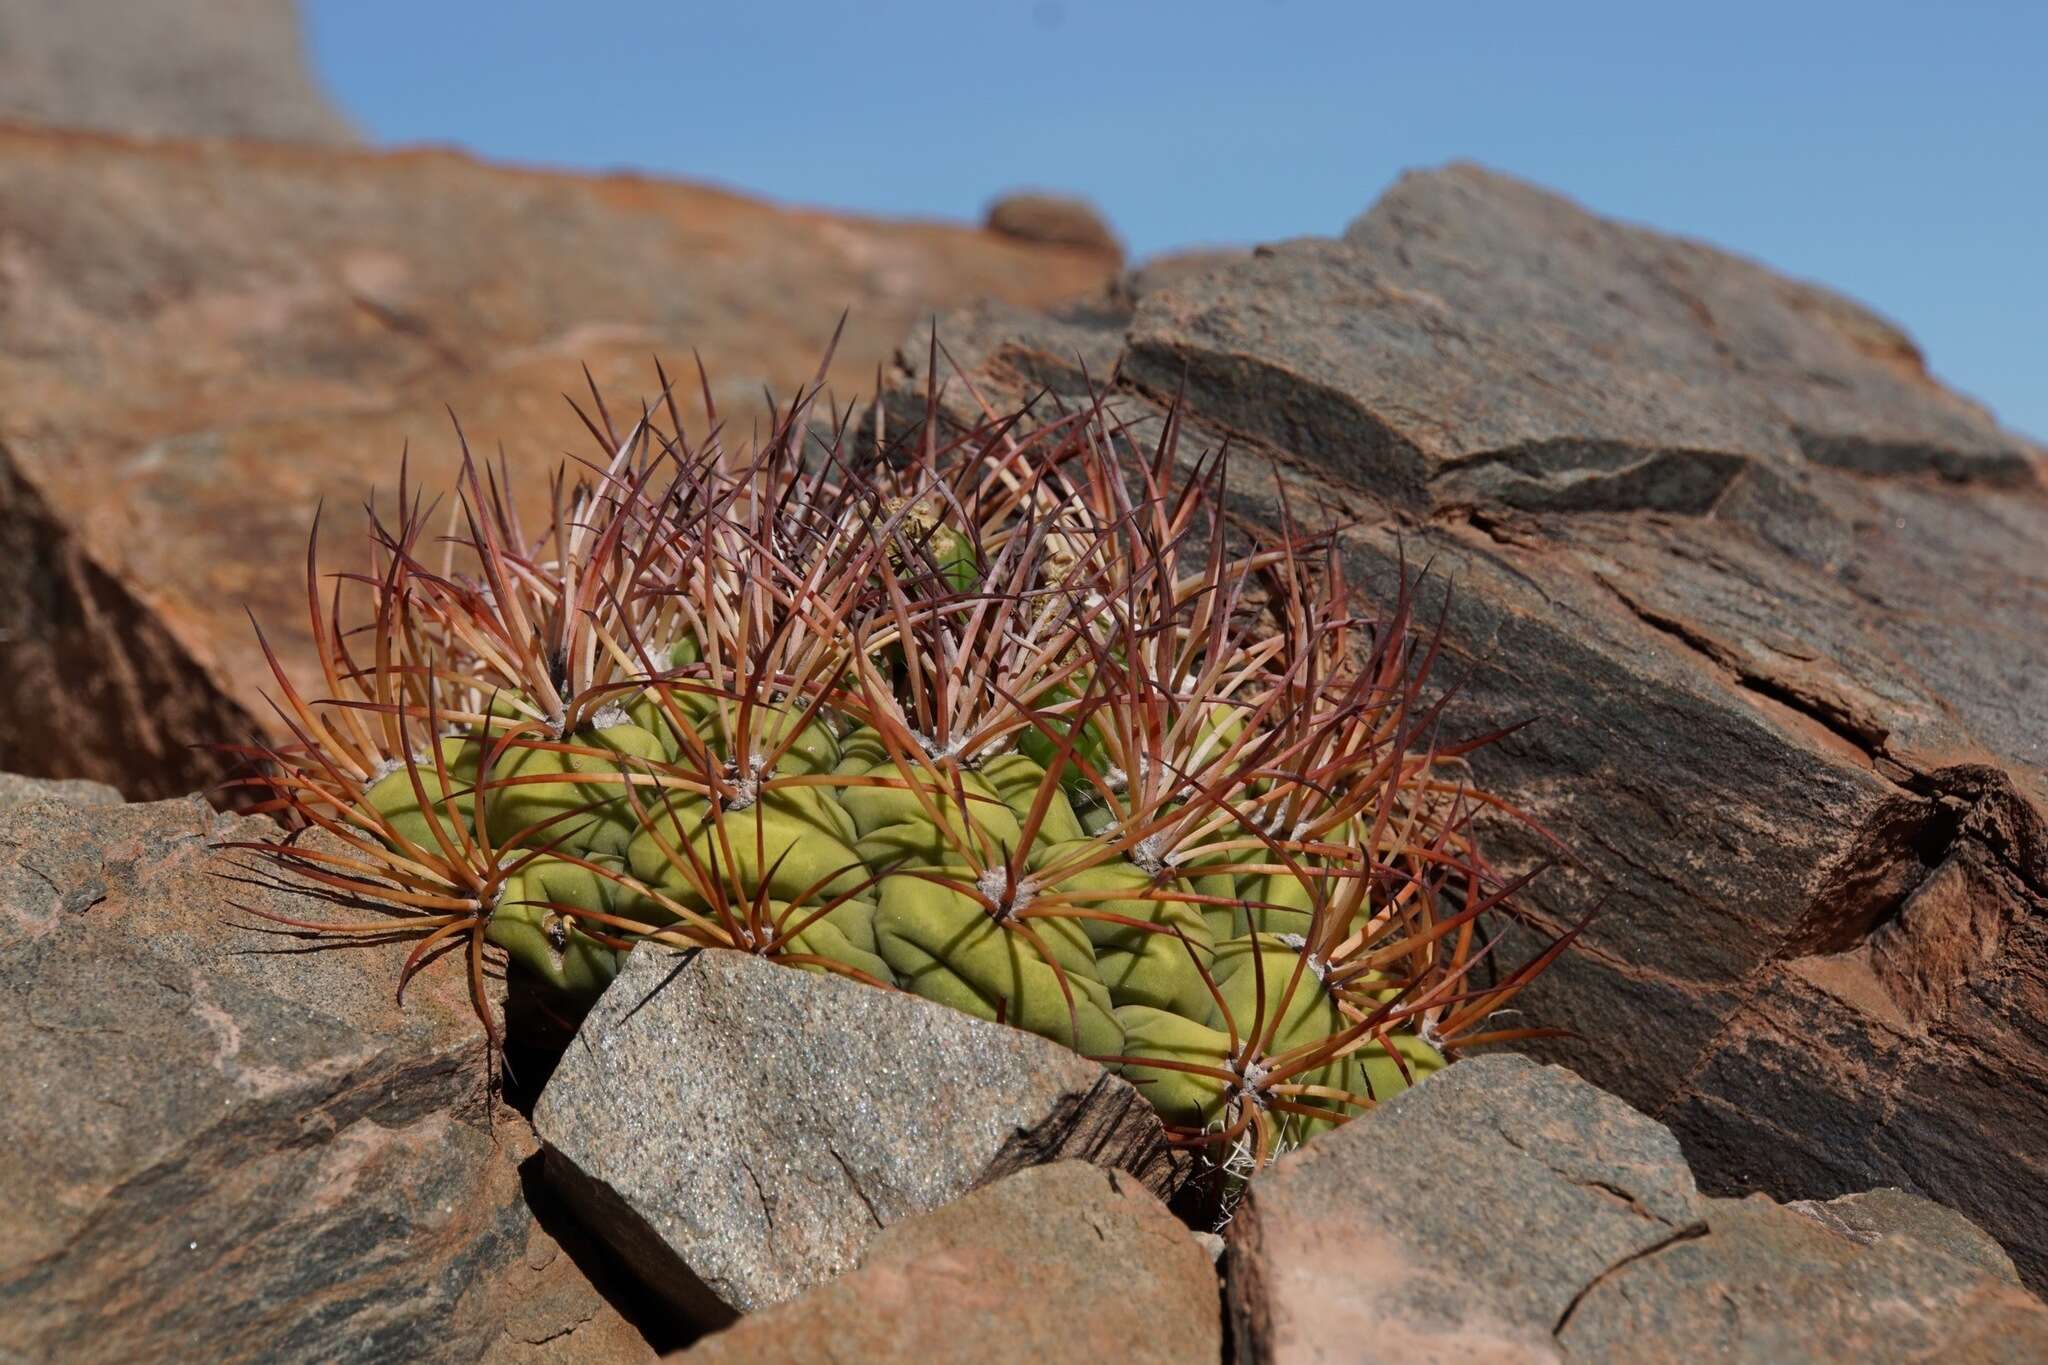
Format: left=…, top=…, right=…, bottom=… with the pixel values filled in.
left=1225, top=1055, right=2046, bottom=1363
left=671, top=1161, right=1220, bottom=1363
left=0, top=781, right=652, bottom=1364
left=890, top=161, right=2048, bottom=1290
left=533, top=946, right=1188, bottom=1326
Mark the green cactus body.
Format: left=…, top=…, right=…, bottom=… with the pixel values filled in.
left=1174, top=834, right=1260, bottom=941
left=708, top=702, right=841, bottom=777
left=832, top=725, right=890, bottom=775
left=625, top=687, right=716, bottom=763
left=1114, top=1004, right=1232, bottom=1128
left=625, top=785, right=868, bottom=911
left=925, top=525, right=980, bottom=593
left=484, top=722, right=667, bottom=854
left=1016, top=679, right=1111, bottom=785
left=1208, top=935, right=1355, bottom=1140
left=361, top=735, right=484, bottom=851
left=1353, top=1028, right=1445, bottom=1103
left=873, top=873, right=1121, bottom=1055
left=981, top=753, right=1085, bottom=846
left=1076, top=797, right=1119, bottom=837
left=1034, top=840, right=1214, bottom=1017
left=843, top=765, right=1024, bottom=868
left=485, top=853, right=628, bottom=998
left=769, top=896, right=895, bottom=983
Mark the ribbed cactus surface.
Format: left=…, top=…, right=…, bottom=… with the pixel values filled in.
left=234, top=358, right=1568, bottom=1170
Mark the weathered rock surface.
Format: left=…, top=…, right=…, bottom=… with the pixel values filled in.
left=0, top=780, right=652, bottom=1363
left=0, top=443, right=262, bottom=802
left=533, top=947, right=1187, bottom=1326
left=0, top=0, right=356, bottom=145
left=984, top=191, right=1124, bottom=260
left=0, top=122, right=1120, bottom=799
left=1226, top=1055, right=2048, bottom=1364
left=893, top=162, right=2048, bottom=1287
left=670, top=1161, right=1220, bottom=1364
left=0, top=772, right=122, bottom=809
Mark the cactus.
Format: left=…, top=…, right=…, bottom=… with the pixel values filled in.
left=225, top=348, right=1574, bottom=1174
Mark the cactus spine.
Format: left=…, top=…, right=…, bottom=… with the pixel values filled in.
left=231, top=353, right=1570, bottom=1172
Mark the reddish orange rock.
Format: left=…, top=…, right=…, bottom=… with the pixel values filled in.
left=0, top=123, right=1121, bottom=796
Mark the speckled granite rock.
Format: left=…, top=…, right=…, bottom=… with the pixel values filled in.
left=533, top=947, right=1187, bottom=1326
left=1226, top=1055, right=2048, bottom=1364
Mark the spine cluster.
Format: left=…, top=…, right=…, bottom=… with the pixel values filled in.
left=234, top=359, right=1568, bottom=1168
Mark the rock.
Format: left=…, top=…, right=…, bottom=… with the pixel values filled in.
left=0, top=123, right=1121, bottom=800
left=1785, top=1186, right=2023, bottom=1284
left=1559, top=1195, right=2048, bottom=1362
left=1110, top=247, right=1250, bottom=309
left=0, top=772, right=124, bottom=809
left=0, top=0, right=356, bottom=145
left=985, top=191, right=1124, bottom=259
left=1226, top=1055, right=2048, bottom=1364
left=0, top=443, right=261, bottom=802
left=1226, top=1055, right=1705, bottom=1362
left=669, top=1161, right=1220, bottom=1364
left=533, top=947, right=1187, bottom=1326
left=889, top=162, right=2048, bottom=1289
left=0, top=782, right=651, bottom=1362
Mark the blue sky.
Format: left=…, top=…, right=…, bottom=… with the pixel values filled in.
left=305, top=1, right=2045, bottom=439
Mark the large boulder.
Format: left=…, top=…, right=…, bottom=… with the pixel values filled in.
left=0, top=777, right=652, bottom=1363
left=533, top=947, right=1187, bottom=1326
left=1226, top=1055, right=2048, bottom=1363
left=671, top=1161, right=1220, bottom=1364
left=0, top=120, right=1121, bottom=798
left=887, top=162, right=2048, bottom=1288
left=0, top=0, right=356, bottom=145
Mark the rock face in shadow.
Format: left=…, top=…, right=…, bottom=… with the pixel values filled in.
left=533, top=948, right=1187, bottom=1327
left=0, top=121, right=1121, bottom=798
left=884, top=162, right=2048, bottom=1288
left=0, top=0, right=356, bottom=144
left=0, top=444, right=262, bottom=802
left=671, top=1162, right=1221, bottom=1364
left=0, top=777, right=652, bottom=1363
left=1226, top=1056, right=2048, bottom=1364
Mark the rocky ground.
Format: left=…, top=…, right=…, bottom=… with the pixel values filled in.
left=7, top=774, right=2045, bottom=1362
left=3, top=4, right=2044, bottom=1359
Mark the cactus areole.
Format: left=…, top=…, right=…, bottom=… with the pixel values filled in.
left=230, top=343, right=1574, bottom=1173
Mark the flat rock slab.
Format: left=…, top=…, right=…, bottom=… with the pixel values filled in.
left=670, top=1160, right=1220, bottom=1363
left=0, top=782, right=651, bottom=1363
left=533, top=947, right=1187, bottom=1325
left=1226, top=1055, right=2048, bottom=1364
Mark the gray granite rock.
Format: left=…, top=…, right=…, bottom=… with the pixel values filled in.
left=0, top=787, right=651, bottom=1363
left=533, top=946, right=1188, bottom=1326
left=1559, top=1193, right=2048, bottom=1362
left=1226, top=1055, right=2048, bottom=1364
left=1226, top=1055, right=1704, bottom=1362
left=670, top=1161, right=1220, bottom=1364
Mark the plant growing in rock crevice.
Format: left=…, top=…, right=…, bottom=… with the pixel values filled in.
left=227, top=343, right=1574, bottom=1174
